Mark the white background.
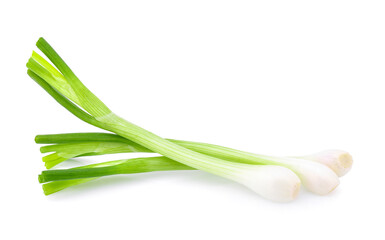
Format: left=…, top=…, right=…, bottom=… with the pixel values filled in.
left=1, top=1, right=384, bottom=239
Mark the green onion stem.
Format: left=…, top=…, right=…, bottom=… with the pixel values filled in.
left=41, top=156, right=194, bottom=195
left=39, top=156, right=193, bottom=183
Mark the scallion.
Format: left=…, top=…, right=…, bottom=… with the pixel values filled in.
left=36, top=132, right=344, bottom=194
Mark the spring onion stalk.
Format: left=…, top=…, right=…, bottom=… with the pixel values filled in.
left=36, top=133, right=352, bottom=177
left=42, top=158, right=139, bottom=195
left=40, top=149, right=353, bottom=194
left=41, top=157, right=168, bottom=195
left=39, top=156, right=303, bottom=201
left=36, top=133, right=340, bottom=195
left=39, top=156, right=194, bottom=182
left=27, top=38, right=302, bottom=202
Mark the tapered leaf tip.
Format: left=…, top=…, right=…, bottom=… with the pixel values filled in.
left=26, top=57, right=35, bottom=69
left=31, top=50, right=40, bottom=58
left=38, top=174, right=45, bottom=183
left=26, top=52, right=35, bottom=67
left=42, top=184, right=53, bottom=196
left=37, top=37, right=48, bottom=47
left=26, top=57, right=32, bottom=68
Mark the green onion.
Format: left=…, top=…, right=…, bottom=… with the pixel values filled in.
left=39, top=148, right=353, bottom=195
left=39, top=157, right=302, bottom=201
left=37, top=132, right=344, bottom=194
left=27, top=38, right=302, bottom=202
left=36, top=133, right=353, bottom=177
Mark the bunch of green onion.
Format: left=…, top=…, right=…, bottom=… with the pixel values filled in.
left=28, top=38, right=353, bottom=202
